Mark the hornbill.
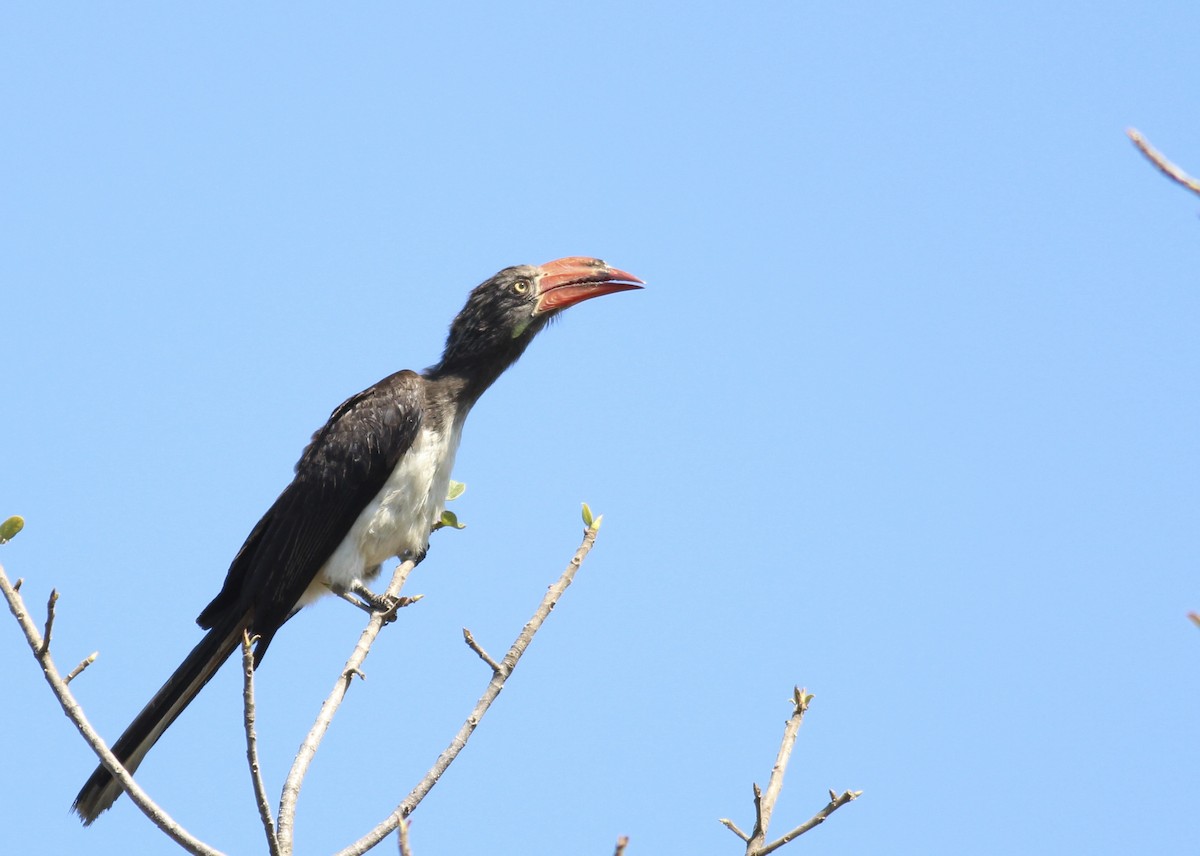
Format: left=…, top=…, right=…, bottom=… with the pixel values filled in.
left=73, top=256, right=642, bottom=823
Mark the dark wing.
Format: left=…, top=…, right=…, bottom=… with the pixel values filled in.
left=197, top=370, right=424, bottom=662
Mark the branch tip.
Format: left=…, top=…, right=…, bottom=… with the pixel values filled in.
left=462, top=627, right=502, bottom=672
left=1127, top=127, right=1200, bottom=197
left=720, top=817, right=750, bottom=841
left=64, top=652, right=98, bottom=684
left=40, top=588, right=59, bottom=654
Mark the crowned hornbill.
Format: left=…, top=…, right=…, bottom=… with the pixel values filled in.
left=73, top=256, right=642, bottom=823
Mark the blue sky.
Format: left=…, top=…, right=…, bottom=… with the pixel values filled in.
left=4, top=3, right=1200, bottom=854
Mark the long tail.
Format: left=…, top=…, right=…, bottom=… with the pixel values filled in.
left=72, top=610, right=249, bottom=824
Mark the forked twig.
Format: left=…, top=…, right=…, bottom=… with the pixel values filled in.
left=3, top=516, right=608, bottom=856
left=333, top=519, right=604, bottom=856
left=276, top=558, right=420, bottom=854
left=721, top=687, right=860, bottom=855
left=0, top=562, right=226, bottom=856
left=756, top=790, right=861, bottom=856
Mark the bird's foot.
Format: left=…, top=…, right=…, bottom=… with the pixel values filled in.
left=350, top=580, right=398, bottom=612
left=329, top=585, right=378, bottom=615
left=335, top=580, right=422, bottom=624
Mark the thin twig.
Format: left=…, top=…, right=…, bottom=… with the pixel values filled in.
left=64, top=652, right=98, bottom=684
left=749, top=688, right=810, bottom=849
left=1127, top=128, right=1200, bottom=197
left=334, top=519, right=604, bottom=856
left=719, top=818, right=750, bottom=842
left=756, top=790, right=861, bottom=856
left=0, top=562, right=226, bottom=856
left=461, top=628, right=501, bottom=672
left=749, top=783, right=764, bottom=843
left=276, top=558, right=419, bottom=856
left=397, top=817, right=412, bottom=856
left=40, top=588, right=58, bottom=655
left=241, top=632, right=280, bottom=856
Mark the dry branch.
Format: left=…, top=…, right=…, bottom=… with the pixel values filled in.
left=0, top=562, right=226, bottom=856
left=722, top=687, right=860, bottom=855
left=333, top=518, right=604, bottom=856
left=241, top=632, right=281, bottom=856
left=276, top=558, right=420, bottom=855
left=3, top=514, right=607, bottom=856
left=756, top=790, right=860, bottom=856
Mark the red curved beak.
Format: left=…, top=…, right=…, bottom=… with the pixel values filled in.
left=534, top=256, right=644, bottom=314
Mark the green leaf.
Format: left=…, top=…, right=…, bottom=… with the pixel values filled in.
left=581, top=502, right=593, bottom=528
left=0, top=515, right=24, bottom=544
left=446, top=480, right=466, bottom=501
left=439, top=510, right=466, bottom=530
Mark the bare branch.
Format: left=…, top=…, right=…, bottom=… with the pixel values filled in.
left=756, top=790, right=861, bottom=856
left=276, top=557, right=419, bottom=855
left=241, top=632, right=281, bottom=856
left=64, top=651, right=98, bottom=684
left=334, top=520, right=604, bottom=856
left=0, top=562, right=226, bottom=856
left=461, top=627, right=501, bottom=672
left=1128, top=128, right=1200, bottom=197
left=755, top=688, right=810, bottom=845
left=727, top=688, right=858, bottom=855
left=744, top=688, right=809, bottom=851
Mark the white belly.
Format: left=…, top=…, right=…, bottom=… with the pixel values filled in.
left=303, top=417, right=464, bottom=603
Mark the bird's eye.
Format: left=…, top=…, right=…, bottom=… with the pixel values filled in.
left=513, top=279, right=529, bottom=294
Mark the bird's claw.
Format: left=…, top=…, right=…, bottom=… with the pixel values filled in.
left=329, top=580, right=423, bottom=624
left=349, top=582, right=426, bottom=623
left=348, top=581, right=397, bottom=617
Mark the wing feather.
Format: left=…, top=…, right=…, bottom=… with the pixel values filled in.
left=197, top=370, right=424, bottom=659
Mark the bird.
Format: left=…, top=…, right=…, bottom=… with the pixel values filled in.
left=72, top=256, right=643, bottom=823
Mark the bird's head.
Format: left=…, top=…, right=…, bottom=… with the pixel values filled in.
left=435, top=257, right=643, bottom=382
